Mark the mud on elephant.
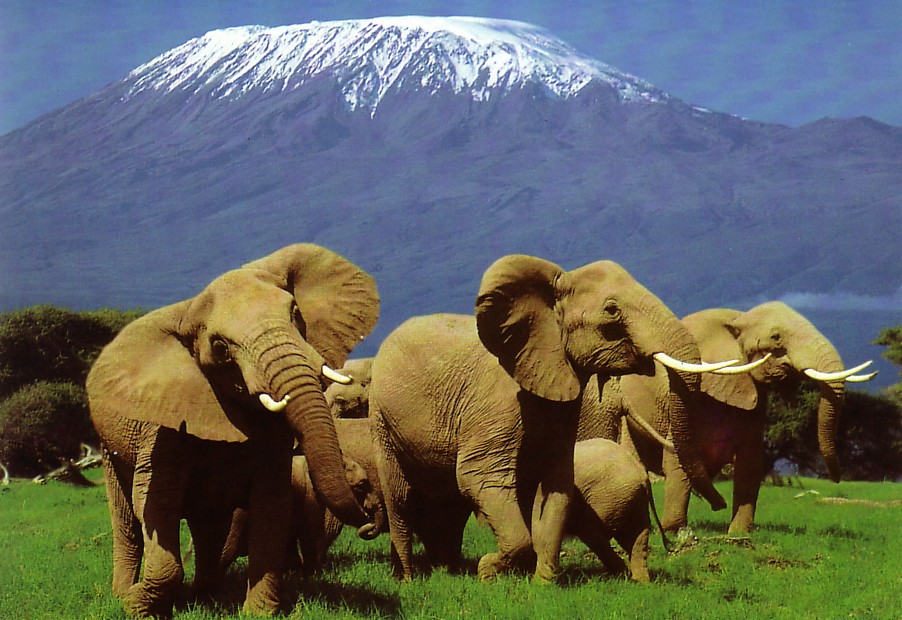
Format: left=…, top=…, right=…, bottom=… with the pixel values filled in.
left=370, top=255, right=733, bottom=583
left=87, top=243, right=379, bottom=617
left=580, top=301, right=875, bottom=535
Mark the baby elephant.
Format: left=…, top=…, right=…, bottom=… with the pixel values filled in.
left=568, top=438, right=666, bottom=582
left=291, top=417, right=387, bottom=573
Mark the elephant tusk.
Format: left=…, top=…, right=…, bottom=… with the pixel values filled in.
left=625, top=410, right=676, bottom=454
left=653, top=352, right=739, bottom=373
left=710, top=353, right=772, bottom=375
left=843, top=371, right=878, bottom=383
left=357, top=522, right=379, bottom=540
left=803, top=360, right=873, bottom=382
left=259, top=393, right=290, bottom=412
left=323, top=364, right=352, bottom=385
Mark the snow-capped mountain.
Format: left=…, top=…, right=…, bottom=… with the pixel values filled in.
left=126, top=17, right=667, bottom=115
left=1, top=17, right=900, bottom=387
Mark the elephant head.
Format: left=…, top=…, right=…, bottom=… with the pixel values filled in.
left=474, top=255, right=727, bottom=510
left=91, top=243, right=379, bottom=527
left=682, top=301, right=875, bottom=482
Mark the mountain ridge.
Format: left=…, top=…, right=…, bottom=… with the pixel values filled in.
left=0, top=16, right=899, bottom=388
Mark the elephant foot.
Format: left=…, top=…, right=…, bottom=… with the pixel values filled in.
left=477, top=553, right=506, bottom=581
left=727, top=521, right=753, bottom=536
left=532, top=560, right=560, bottom=585
left=122, top=586, right=173, bottom=620
left=242, top=596, right=280, bottom=617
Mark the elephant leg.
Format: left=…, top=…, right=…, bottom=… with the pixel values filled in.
left=531, top=468, right=574, bottom=583
left=101, top=452, right=143, bottom=598
left=379, top=455, right=416, bottom=580
left=415, top=496, right=471, bottom=573
left=127, top=431, right=190, bottom=618
left=728, top=423, right=765, bottom=535
left=471, top=484, right=535, bottom=580
left=186, top=508, right=235, bottom=598
left=660, top=448, right=691, bottom=533
left=573, top=516, right=627, bottom=577
left=243, top=442, right=293, bottom=616
left=616, top=524, right=651, bottom=583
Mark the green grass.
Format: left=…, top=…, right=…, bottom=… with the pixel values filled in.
left=1, top=470, right=899, bottom=619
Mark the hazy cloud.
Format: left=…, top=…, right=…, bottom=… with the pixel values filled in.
left=777, top=289, right=902, bottom=312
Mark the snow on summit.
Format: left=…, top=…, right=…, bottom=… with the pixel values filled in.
left=126, top=16, right=665, bottom=113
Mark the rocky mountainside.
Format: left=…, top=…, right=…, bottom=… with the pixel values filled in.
left=1, top=17, right=899, bottom=385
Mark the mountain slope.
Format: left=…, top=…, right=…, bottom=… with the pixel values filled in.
left=1, top=16, right=899, bottom=387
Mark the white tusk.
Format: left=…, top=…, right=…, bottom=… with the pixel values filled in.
left=259, top=393, right=290, bottom=412
left=653, top=352, right=739, bottom=373
left=625, top=411, right=676, bottom=454
left=711, top=353, right=773, bottom=374
left=844, top=371, right=878, bottom=383
left=803, top=360, right=873, bottom=382
left=323, top=364, right=352, bottom=384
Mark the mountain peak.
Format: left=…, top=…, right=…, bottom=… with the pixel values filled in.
left=125, top=16, right=667, bottom=114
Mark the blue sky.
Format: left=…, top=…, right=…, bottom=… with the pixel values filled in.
left=1, top=0, right=900, bottom=135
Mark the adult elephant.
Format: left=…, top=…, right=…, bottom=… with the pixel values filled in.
left=370, top=255, right=732, bottom=583
left=587, top=301, right=875, bottom=535
left=87, top=243, right=379, bottom=618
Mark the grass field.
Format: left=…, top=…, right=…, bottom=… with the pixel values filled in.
left=1, top=469, right=899, bottom=619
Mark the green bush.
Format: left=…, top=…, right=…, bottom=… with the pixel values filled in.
left=0, top=381, right=95, bottom=477
left=0, top=305, right=143, bottom=399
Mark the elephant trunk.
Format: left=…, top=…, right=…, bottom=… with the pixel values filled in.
left=253, top=333, right=372, bottom=529
left=799, top=343, right=846, bottom=483
left=655, top=319, right=727, bottom=512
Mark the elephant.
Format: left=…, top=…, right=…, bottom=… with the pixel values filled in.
left=86, top=243, right=379, bottom=617
left=567, top=438, right=665, bottom=583
left=370, top=255, right=732, bottom=583
left=324, top=357, right=373, bottom=418
left=580, top=301, right=876, bottom=535
left=289, top=417, right=387, bottom=573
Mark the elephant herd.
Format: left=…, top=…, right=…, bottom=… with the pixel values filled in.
left=85, top=243, right=875, bottom=617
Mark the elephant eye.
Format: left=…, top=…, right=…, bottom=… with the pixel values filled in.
left=210, top=337, right=232, bottom=363
left=601, top=300, right=622, bottom=322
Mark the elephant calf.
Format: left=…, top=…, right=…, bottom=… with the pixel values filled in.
left=567, top=438, right=664, bottom=582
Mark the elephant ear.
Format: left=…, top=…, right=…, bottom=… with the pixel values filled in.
left=475, top=254, right=580, bottom=402
left=89, top=301, right=251, bottom=442
left=682, top=308, right=758, bottom=411
left=244, top=244, right=379, bottom=368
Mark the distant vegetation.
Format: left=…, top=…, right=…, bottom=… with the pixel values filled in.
left=0, top=305, right=900, bottom=481
left=1, top=471, right=899, bottom=619
left=0, top=305, right=143, bottom=476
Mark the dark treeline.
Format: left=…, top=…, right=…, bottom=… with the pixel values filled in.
left=1, top=305, right=900, bottom=480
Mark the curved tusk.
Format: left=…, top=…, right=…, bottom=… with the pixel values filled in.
left=323, top=364, right=352, bottom=384
left=625, top=410, right=676, bottom=454
left=653, top=352, right=739, bottom=373
left=803, top=360, right=873, bottom=382
left=844, top=371, right=878, bottom=383
left=259, top=393, right=290, bottom=412
left=711, top=353, right=773, bottom=375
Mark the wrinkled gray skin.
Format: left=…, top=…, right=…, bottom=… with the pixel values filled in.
left=325, top=358, right=373, bottom=418
left=581, top=302, right=856, bottom=535
left=567, top=438, right=657, bottom=582
left=87, top=244, right=379, bottom=618
left=371, top=255, right=725, bottom=583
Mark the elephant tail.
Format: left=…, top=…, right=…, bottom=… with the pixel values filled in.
left=646, top=477, right=673, bottom=553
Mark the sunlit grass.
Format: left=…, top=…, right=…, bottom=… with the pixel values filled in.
left=1, top=471, right=898, bottom=619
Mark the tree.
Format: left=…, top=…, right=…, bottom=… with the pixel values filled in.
left=0, top=305, right=142, bottom=475
left=0, top=381, right=93, bottom=477
left=873, top=325, right=902, bottom=405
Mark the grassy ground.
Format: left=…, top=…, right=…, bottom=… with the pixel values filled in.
left=1, top=469, right=899, bottom=619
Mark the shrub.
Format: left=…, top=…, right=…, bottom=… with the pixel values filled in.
left=0, top=381, right=96, bottom=477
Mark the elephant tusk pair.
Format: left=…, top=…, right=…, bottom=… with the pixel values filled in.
left=803, top=360, right=876, bottom=383
left=259, top=364, right=353, bottom=412
left=652, top=352, right=739, bottom=373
